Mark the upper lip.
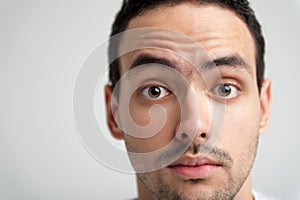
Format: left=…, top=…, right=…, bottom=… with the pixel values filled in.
left=167, top=155, right=222, bottom=167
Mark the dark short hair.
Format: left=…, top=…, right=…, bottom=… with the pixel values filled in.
left=108, top=0, right=265, bottom=92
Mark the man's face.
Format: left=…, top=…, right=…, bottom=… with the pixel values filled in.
left=106, top=3, right=271, bottom=200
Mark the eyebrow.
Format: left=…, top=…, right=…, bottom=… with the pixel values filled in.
left=131, top=54, right=178, bottom=69
left=204, top=55, right=252, bottom=75
left=130, top=53, right=252, bottom=75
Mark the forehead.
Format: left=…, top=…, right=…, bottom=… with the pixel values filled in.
left=120, top=3, right=256, bottom=76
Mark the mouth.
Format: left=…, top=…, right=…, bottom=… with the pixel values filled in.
left=167, top=156, right=222, bottom=179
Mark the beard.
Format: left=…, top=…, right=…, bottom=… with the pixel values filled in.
left=130, top=135, right=259, bottom=200
left=138, top=170, right=234, bottom=200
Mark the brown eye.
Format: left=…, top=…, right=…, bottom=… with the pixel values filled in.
left=142, top=85, right=169, bottom=100
left=148, top=86, right=161, bottom=98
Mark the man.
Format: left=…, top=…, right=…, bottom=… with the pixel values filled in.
left=105, top=0, right=272, bottom=199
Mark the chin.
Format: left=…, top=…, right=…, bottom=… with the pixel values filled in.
left=138, top=171, right=235, bottom=200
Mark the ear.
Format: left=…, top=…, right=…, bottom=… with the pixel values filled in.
left=104, top=85, right=124, bottom=140
left=259, top=79, right=272, bottom=135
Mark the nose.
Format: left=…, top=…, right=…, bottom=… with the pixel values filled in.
left=175, top=87, right=211, bottom=144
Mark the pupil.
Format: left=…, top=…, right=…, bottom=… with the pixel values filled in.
left=149, top=87, right=161, bottom=97
left=220, top=85, right=231, bottom=96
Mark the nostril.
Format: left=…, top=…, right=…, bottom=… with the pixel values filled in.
left=200, top=133, right=206, bottom=138
left=181, top=132, right=188, bottom=139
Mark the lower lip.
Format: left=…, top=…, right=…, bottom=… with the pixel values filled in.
left=168, top=164, right=220, bottom=179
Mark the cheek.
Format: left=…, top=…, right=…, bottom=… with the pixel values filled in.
left=125, top=100, right=181, bottom=153
left=217, top=98, right=261, bottom=156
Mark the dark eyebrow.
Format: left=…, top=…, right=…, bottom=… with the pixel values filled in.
left=130, top=54, right=177, bottom=69
left=204, top=55, right=253, bottom=75
left=130, top=53, right=252, bottom=75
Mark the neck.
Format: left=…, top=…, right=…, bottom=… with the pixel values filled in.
left=233, top=175, right=254, bottom=200
left=136, top=175, right=254, bottom=200
left=137, top=177, right=155, bottom=200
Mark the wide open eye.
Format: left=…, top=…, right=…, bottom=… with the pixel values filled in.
left=142, top=85, right=170, bottom=101
left=211, top=84, right=238, bottom=99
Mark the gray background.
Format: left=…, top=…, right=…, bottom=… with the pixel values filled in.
left=1, top=0, right=300, bottom=199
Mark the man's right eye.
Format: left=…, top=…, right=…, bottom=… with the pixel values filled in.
left=141, top=85, right=170, bottom=101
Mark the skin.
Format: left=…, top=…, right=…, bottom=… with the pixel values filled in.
left=105, top=3, right=271, bottom=200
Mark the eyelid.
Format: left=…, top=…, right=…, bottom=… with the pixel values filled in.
left=217, top=78, right=242, bottom=91
left=138, top=82, right=170, bottom=92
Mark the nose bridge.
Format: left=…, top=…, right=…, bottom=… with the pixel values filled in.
left=176, top=85, right=212, bottom=142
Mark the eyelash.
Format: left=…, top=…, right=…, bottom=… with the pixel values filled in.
left=138, top=84, right=172, bottom=101
left=209, top=82, right=241, bottom=100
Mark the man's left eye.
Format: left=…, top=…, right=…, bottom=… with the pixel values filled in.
left=210, top=84, right=238, bottom=99
left=142, top=85, right=170, bottom=100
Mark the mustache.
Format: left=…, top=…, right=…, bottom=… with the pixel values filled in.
left=158, top=141, right=233, bottom=168
left=129, top=139, right=233, bottom=172
left=188, top=143, right=233, bottom=166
